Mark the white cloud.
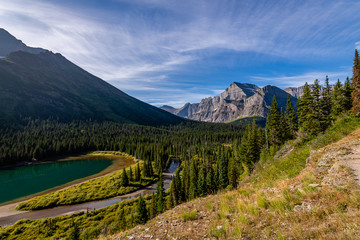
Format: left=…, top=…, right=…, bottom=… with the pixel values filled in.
left=0, top=0, right=359, bottom=107
left=251, top=70, right=350, bottom=88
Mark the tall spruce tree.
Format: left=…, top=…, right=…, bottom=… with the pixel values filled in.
left=197, top=163, right=207, bottom=196
left=206, top=166, right=216, bottom=193
left=218, top=147, right=229, bottom=189
left=331, top=79, right=344, bottom=116
left=352, top=49, right=360, bottom=115
left=310, top=79, right=322, bottom=135
left=135, top=163, right=141, bottom=181
left=320, top=76, right=332, bottom=130
left=285, top=94, right=297, bottom=138
left=155, top=172, right=165, bottom=213
left=344, top=76, right=353, bottom=111
left=228, top=156, right=238, bottom=189
left=135, top=195, right=148, bottom=224
left=266, top=96, right=281, bottom=146
left=188, top=158, right=198, bottom=199
left=121, top=169, right=129, bottom=186
left=150, top=193, right=156, bottom=219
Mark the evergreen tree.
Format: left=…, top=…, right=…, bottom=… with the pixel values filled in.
left=206, top=166, right=216, bottom=193
left=150, top=193, right=156, bottom=219
left=228, top=156, right=238, bottom=189
left=155, top=172, right=165, bottom=213
left=135, top=163, right=141, bottom=181
left=285, top=94, right=297, bottom=138
left=121, top=169, right=129, bottom=186
left=320, top=76, right=332, bottom=130
left=188, top=158, right=198, bottom=199
left=266, top=96, right=281, bottom=146
left=129, top=166, right=133, bottom=182
left=279, top=108, right=289, bottom=142
left=118, top=208, right=126, bottom=230
left=197, top=163, right=206, bottom=196
left=344, top=76, right=353, bottom=111
left=135, top=195, right=148, bottom=224
left=331, top=79, right=344, bottom=116
left=352, top=49, right=360, bottom=115
left=218, top=147, right=229, bottom=189
left=246, top=120, right=260, bottom=164
left=310, top=79, right=322, bottom=135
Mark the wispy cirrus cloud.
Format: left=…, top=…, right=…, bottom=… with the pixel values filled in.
left=251, top=70, right=351, bottom=88
left=0, top=0, right=359, bottom=107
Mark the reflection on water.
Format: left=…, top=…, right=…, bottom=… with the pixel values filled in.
left=0, top=159, right=112, bottom=204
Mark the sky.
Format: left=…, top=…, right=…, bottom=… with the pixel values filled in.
left=1, top=0, right=360, bottom=108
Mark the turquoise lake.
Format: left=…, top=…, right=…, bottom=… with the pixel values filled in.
left=0, top=159, right=112, bottom=204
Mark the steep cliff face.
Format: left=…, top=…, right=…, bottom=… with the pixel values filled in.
left=284, top=86, right=306, bottom=98
left=161, top=82, right=298, bottom=122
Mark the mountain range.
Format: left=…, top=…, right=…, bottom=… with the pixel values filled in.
left=0, top=29, right=183, bottom=127
left=161, top=82, right=302, bottom=122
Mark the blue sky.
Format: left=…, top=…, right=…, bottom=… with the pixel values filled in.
left=1, top=0, right=360, bottom=107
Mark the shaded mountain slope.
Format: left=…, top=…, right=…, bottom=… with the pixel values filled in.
left=0, top=31, right=183, bottom=126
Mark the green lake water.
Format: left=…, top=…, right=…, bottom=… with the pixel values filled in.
left=0, top=159, right=112, bottom=204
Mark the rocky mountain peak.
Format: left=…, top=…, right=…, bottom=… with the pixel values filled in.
left=161, top=82, right=299, bottom=123
left=220, top=82, right=259, bottom=100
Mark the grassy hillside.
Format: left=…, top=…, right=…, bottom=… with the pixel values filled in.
left=0, top=51, right=183, bottom=127
left=111, top=116, right=360, bottom=239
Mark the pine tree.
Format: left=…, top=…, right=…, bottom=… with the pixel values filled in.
left=118, top=208, right=126, bottom=230
left=297, top=83, right=311, bottom=126
left=155, top=172, right=165, bottom=213
left=150, top=193, right=156, bottom=219
left=266, top=96, right=281, bottom=146
left=246, top=120, right=260, bottom=164
left=129, top=166, right=133, bottom=182
left=331, top=79, right=344, bottom=116
left=310, top=79, right=322, bottom=135
left=320, top=76, right=332, bottom=131
left=218, top=147, right=228, bottom=189
left=121, top=169, right=129, bottom=186
left=135, top=162, right=141, bottom=181
left=206, top=166, right=216, bottom=193
left=188, top=158, right=198, bottom=199
left=136, top=195, right=148, bottom=224
left=285, top=94, right=297, bottom=138
left=344, top=76, right=353, bottom=111
left=352, top=49, right=360, bottom=115
left=279, top=108, right=289, bottom=142
left=197, top=163, right=206, bottom=196
left=228, top=156, right=238, bottom=189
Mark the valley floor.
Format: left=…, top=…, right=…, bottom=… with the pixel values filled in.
left=108, top=129, right=360, bottom=239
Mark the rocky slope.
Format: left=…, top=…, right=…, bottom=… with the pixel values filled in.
left=161, top=82, right=298, bottom=122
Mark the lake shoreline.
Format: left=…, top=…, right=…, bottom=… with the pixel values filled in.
left=0, top=152, right=136, bottom=206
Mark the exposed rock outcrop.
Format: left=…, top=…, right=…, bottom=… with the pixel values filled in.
left=161, top=82, right=298, bottom=122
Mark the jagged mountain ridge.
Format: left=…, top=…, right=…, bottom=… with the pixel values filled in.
left=0, top=28, right=45, bottom=57
left=0, top=29, right=183, bottom=127
left=161, top=82, right=300, bottom=122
